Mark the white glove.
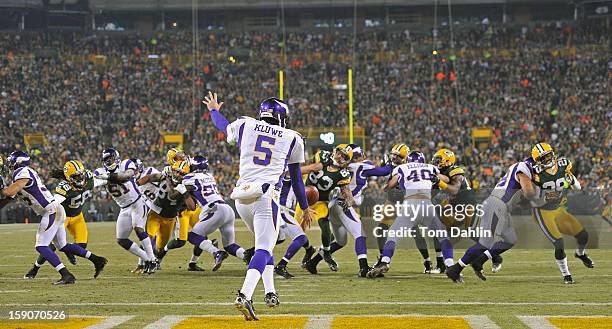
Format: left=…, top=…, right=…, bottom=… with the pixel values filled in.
left=174, top=184, right=187, bottom=195
left=96, top=173, right=110, bottom=180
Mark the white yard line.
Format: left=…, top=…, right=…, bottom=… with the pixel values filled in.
left=82, top=315, right=134, bottom=329
left=304, top=315, right=333, bottom=329
left=143, top=315, right=186, bottom=329
left=518, top=314, right=612, bottom=329
left=0, top=301, right=610, bottom=307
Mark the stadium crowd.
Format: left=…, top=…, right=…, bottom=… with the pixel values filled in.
left=0, top=20, right=610, bottom=208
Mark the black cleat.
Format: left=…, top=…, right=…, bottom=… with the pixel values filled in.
left=65, top=252, right=77, bottom=265
left=423, top=260, right=433, bottom=274
left=154, top=248, right=167, bottom=262
left=322, top=250, right=338, bottom=271
left=304, top=258, right=318, bottom=274
left=211, top=239, right=219, bottom=248
left=445, top=263, right=464, bottom=283
left=243, top=247, right=255, bottom=265
left=92, top=256, right=108, bottom=278
left=235, top=291, right=259, bottom=321
left=367, top=262, right=389, bottom=278
left=212, top=250, right=229, bottom=272
left=24, top=265, right=40, bottom=279
left=264, top=292, right=280, bottom=308
left=373, top=255, right=383, bottom=268
left=564, top=275, right=575, bottom=284
left=434, top=257, right=446, bottom=274
left=188, top=262, right=205, bottom=272
left=275, top=264, right=294, bottom=279
left=358, top=267, right=372, bottom=278
left=53, top=272, right=76, bottom=285
left=471, top=262, right=487, bottom=281
left=574, top=253, right=594, bottom=268
left=301, top=247, right=315, bottom=268
left=143, top=261, right=157, bottom=275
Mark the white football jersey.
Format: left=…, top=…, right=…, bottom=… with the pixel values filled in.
left=392, top=162, right=440, bottom=199
left=348, top=160, right=375, bottom=199
left=139, top=166, right=161, bottom=203
left=490, top=162, right=533, bottom=206
left=226, top=116, right=305, bottom=186
left=95, top=159, right=142, bottom=208
left=183, top=172, right=224, bottom=208
left=12, top=166, right=56, bottom=215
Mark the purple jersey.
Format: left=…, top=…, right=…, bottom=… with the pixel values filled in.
left=491, top=162, right=533, bottom=204
left=183, top=172, right=224, bottom=208
left=12, top=167, right=55, bottom=215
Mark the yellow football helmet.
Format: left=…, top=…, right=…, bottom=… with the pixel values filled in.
left=432, top=148, right=456, bottom=168
left=332, top=144, right=354, bottom=168
left=63, top=160, right=87, bottom=189
left=170, top=160, right=190, bottom=184
left=532, top=142, right=555, bottom=168
left=167, top=147, right=186, bottom=166
left=389, top=143, right=410, bottom=165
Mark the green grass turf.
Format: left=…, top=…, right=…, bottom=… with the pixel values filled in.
left=0, top=221, right=610, bottom=328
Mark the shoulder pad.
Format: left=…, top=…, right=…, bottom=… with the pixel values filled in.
left=56, top=181, right=70, bottom=195
left=448, top=166, right=465, bottom=177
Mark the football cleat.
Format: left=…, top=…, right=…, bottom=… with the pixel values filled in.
left=53, top=273, right=76, bottom=285
left=574, top=253, right=594, bottom=268
left=491, top=263, right=503, bottom=273
left=373, top=255, right=383, bottom=268
left=367, top=262, right=389, bottom=278
left=92, top=256, right=108, bottom=279
left=235, top=291, right=259, bottom=321
left=435, top=257, right=446, bottom=273
left=564, top=275, right=575, bottom=284
left=143, top=261, right=157, bottom=275
left=358, top=267, right=373, bottom=278
left=445, top=263, right=465, bottom=283
left=301, top=247, right=315, bottom=268
left=131, top=264, right=145, bottom=274
left=264, top=292, right=280, bottom=308
left=188, top=262, right=205, bottom=272
left=65, top=252, right=77, bottom=265
left=154, top=248, right=167, bottom=261
left=24, top=265, right=40, bottom=279
left=212, top=250, right=229, bottom=272
left=275, top=264, right=294, bottom=279
left=243, top=247, right=255, bottom=265
left=471, top=262, right=487, bottom=281
left=423, top=260, right=433, bottom=274
left=304, top=258, right=318, bottom=274
left=322, top=250, right=338, bottom=272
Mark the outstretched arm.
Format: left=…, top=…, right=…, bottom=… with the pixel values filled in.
left=1, top=178, right=28, bottom=198
left=202, top=91, right=228, bottom=134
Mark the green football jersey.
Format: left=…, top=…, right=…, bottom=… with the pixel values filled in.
left=439, top=164, right=477, bottom=206
left=55, top=171, right=95, bottom=218
left=533, top=157, right=573, bottom=210
left=306, top=150, right=352, bottom=202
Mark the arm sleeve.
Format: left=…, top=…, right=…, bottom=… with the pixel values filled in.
left=288, top=136, right=305, bottom=164
left=211, top=110, right=230, bottom=134
left=362, top=165, right=393, bottom=178
left=289, top=163, right=309, bottom=210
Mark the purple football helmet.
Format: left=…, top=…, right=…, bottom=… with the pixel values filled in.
left=190, top=155, right=209, bottom=173
left=259, top=97, right=289, bottom=128
left=407, top=151, right=426, bottom=163
left=349, top=143, right=363, bottom=160
left=7, top=151, right=30, bottom=170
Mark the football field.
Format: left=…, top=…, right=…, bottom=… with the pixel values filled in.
left=0, top=221, right=610, bottom=329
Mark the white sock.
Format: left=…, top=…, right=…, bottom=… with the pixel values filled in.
left=163, top=245, right=169, bottom=252
left=483, top=250, right=493, bottom=260
left=34, top=261, right=43, bottom=267
left=321, top=245, right=330, bottom=251
left=236, top=248, right=245, bottom=260
left=458, top=259, right=467, bottom=267
left=262, top=265, right=276, bottom=294
left=138, top=257, right=145, bottom=266
left=85, top=251, right=92, bottom=259
left=381, top=256, right=391, bottom=264
left=444, top=258, right=455, bottom=267
left=140, top=237, right=155, bottom=261
left=190, top=255, right=199, bottom=263
left=424, top=257, right=431, bottom=262
left=240, top=269, right=262, bottom=300
left=199, top=240, right=219, bottom=255
left=556, top=257, right=571, bottom=276
left=54, top=264, right=65, bottom=271
left=128, top=242, right=149, bottom=260
left=436, top=251, right=443, bottom=257
left=575, top=247, right=585, bottom=256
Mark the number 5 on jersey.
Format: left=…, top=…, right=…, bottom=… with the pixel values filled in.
left=253, top=135, right=276, bottom=166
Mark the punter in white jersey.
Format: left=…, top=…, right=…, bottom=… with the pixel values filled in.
left=445, top=159, right=537, bottom=283
left=203, top=92, right=314, bottom=321
left=0, top=151, right=105, bottom=284
left=173, top=155, right=247, bottom=271
left=94, top=148, right=156, bottom=274
left=347, top=144, right=375, bottom=206
left=135, top=159, right=161, bottom=207
left=367, top=151, right=455, bottom=278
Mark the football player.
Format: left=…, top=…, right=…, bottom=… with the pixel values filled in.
left=204, top=92, right=313, bottom=321
left=367, top=151, right=455, bottom=278
left=445, top=158, right=538, bottom=283
left=95, top=148, right=157, bottom=274
left=24, top=160, right=107, bottom=279
left=297, top=144, right=353, bottom=272
left=302, top=144, right=373, bottom=277
left=1, top=152, right=104, bottom=284
left=527, top=143, right=594, bottom=283
left=173, top=156, right=247, bottom=271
